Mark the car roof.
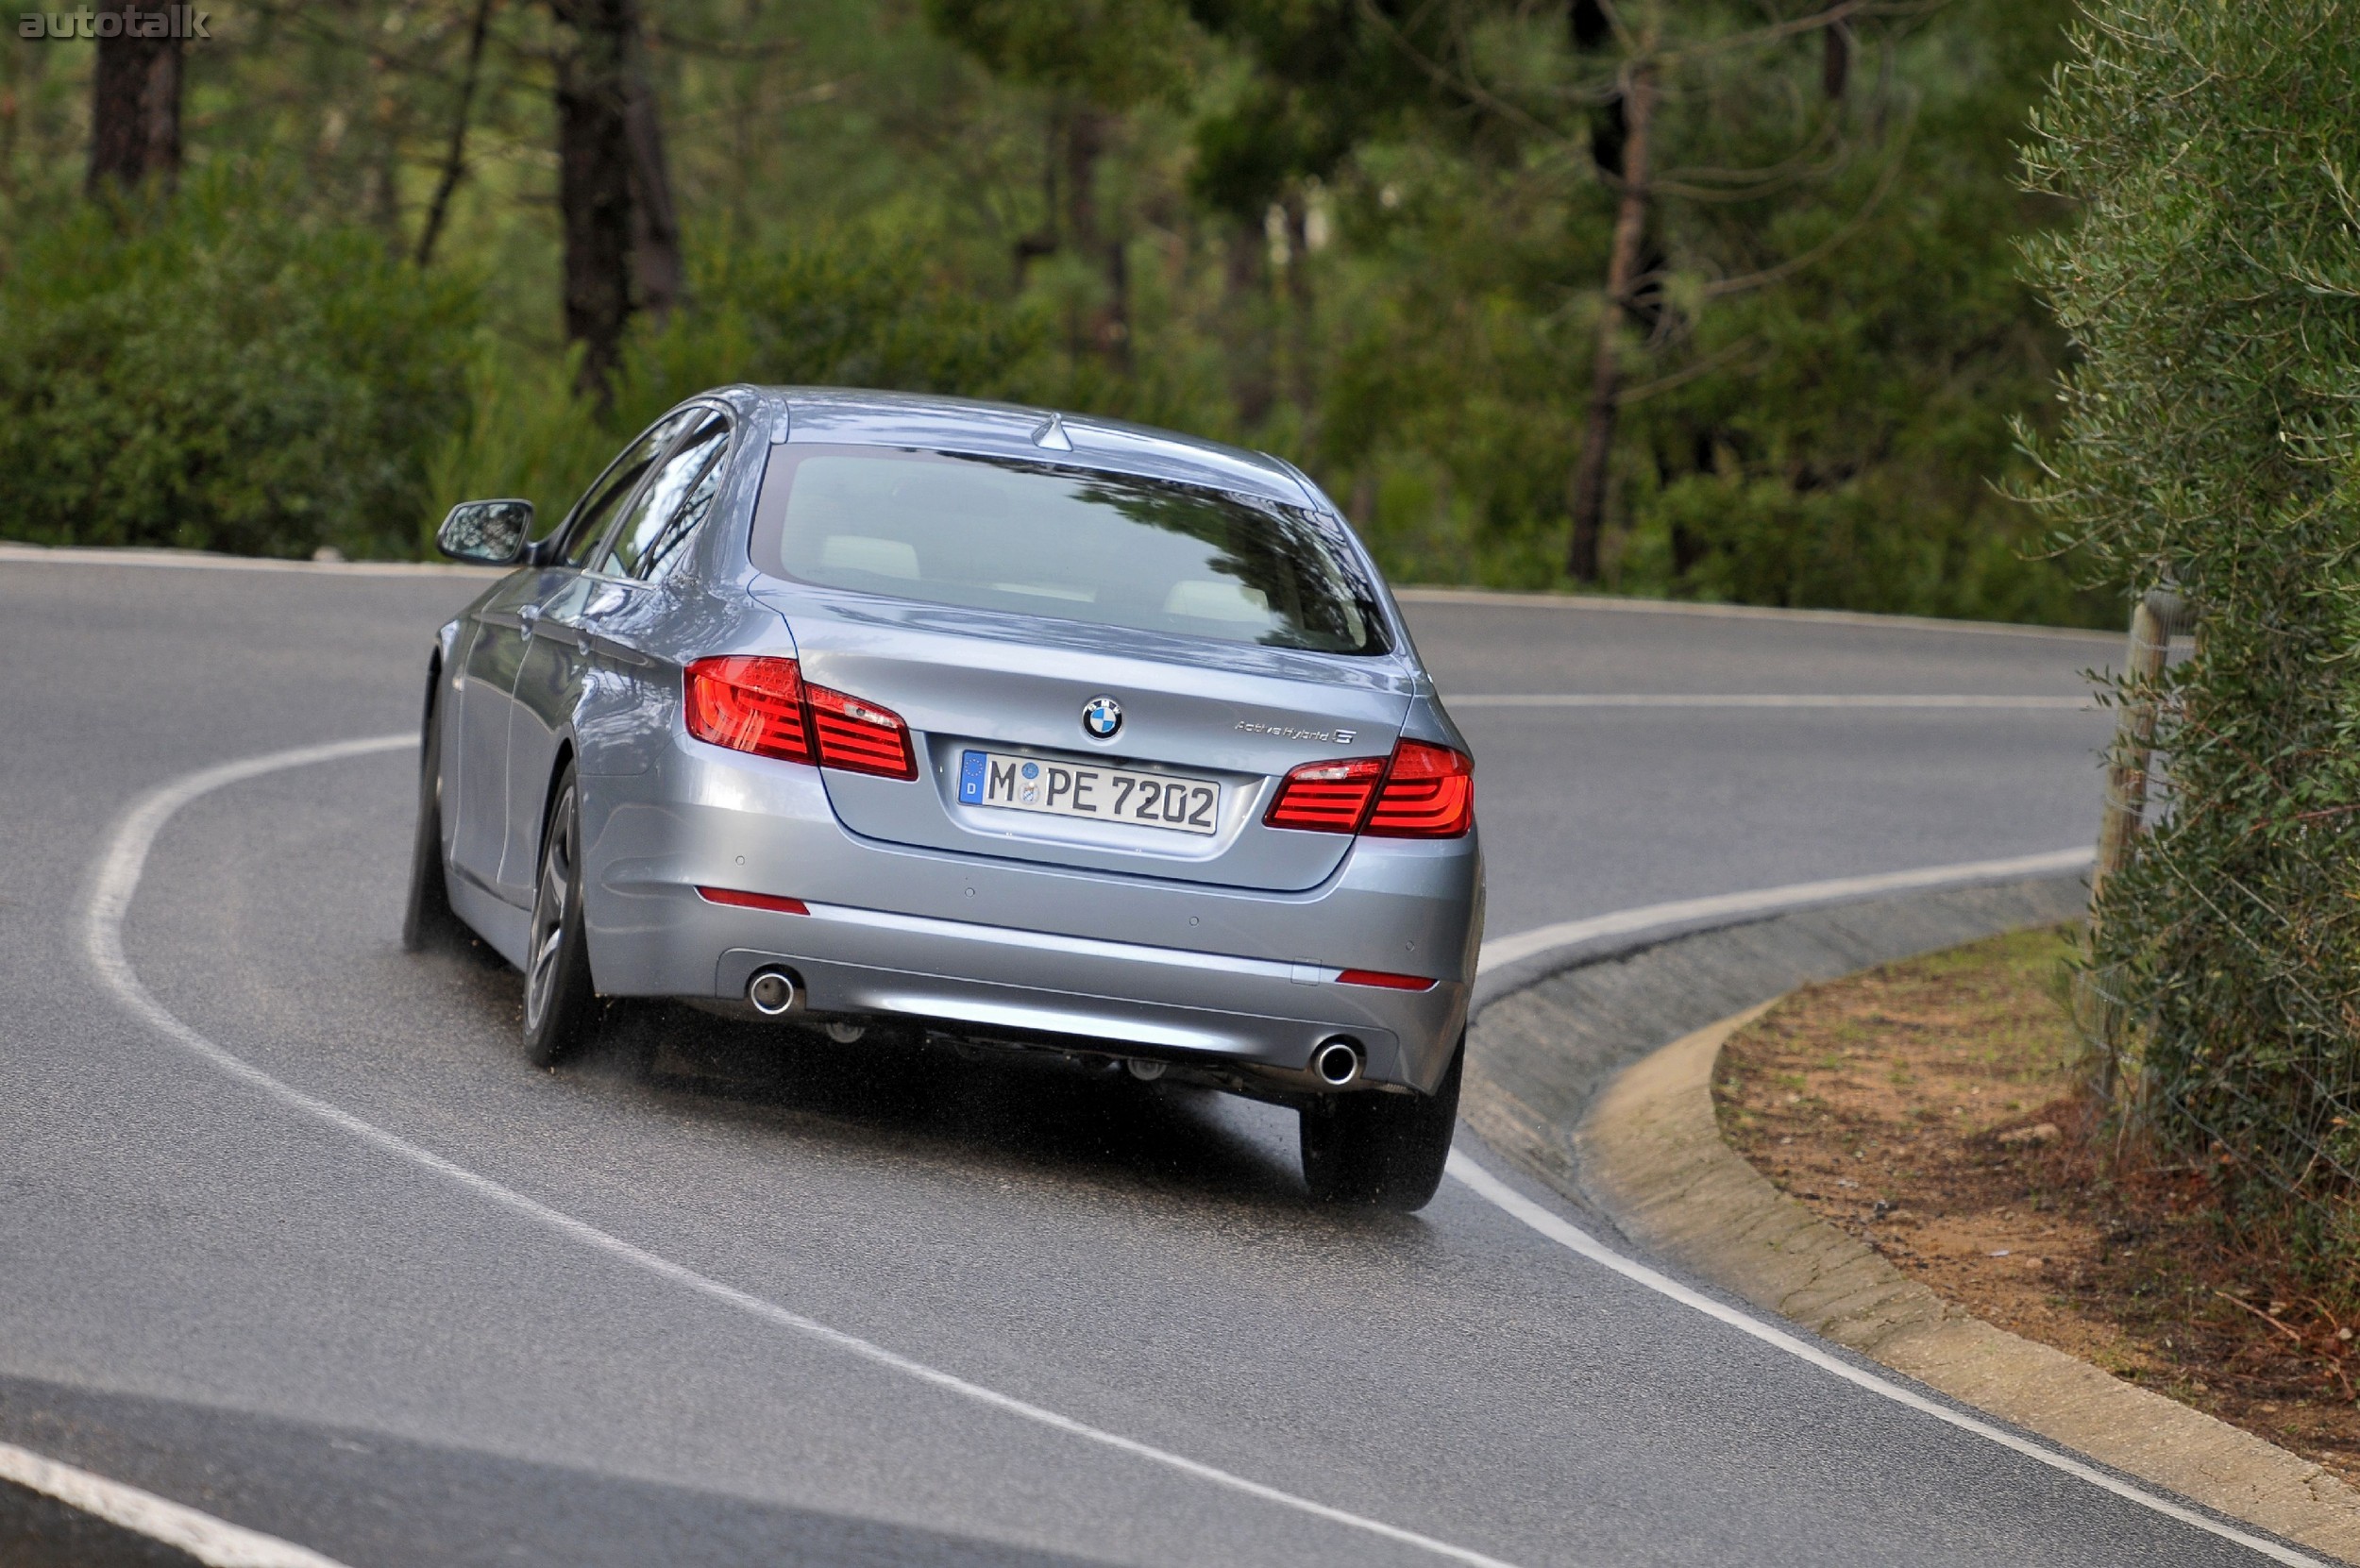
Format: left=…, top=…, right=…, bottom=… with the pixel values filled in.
left=738, top=386, right=1319, bottom=508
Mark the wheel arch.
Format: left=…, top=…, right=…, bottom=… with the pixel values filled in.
left=535, top=737, right=579, bottom=864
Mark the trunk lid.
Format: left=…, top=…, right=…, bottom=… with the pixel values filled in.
left=753, top=587, right=1415, bottom=892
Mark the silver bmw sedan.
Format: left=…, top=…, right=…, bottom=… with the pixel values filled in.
left=406, top=387, right=1482, bottom=1208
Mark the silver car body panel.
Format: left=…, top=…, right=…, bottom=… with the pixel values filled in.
left=430, top=387, right=1482, bottom=1095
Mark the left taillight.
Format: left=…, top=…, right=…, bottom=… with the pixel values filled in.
left=686, top=656, right=813, bottom=763
left=1263, top=738, right=1473, bottom=838
left=684, top=656, right=917, bottom=781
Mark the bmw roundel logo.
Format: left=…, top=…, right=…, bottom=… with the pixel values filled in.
left=1082, top=696, right=1122, bottom=739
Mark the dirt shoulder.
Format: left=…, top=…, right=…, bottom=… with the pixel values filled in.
left=1711, top=925, right=2360, bottom=1487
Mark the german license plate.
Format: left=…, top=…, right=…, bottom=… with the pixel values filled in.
left=958, top=750, right=1220, bottom=835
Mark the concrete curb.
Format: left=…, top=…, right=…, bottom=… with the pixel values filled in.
left=1574, top=994, right=2360, bottom=1563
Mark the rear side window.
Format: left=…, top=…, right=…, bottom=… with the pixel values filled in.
left=602, top=413, right=730, bottom=580
left=750, top=446, right=1387, bottom=655
left=553, top=409, right=700, bottom=568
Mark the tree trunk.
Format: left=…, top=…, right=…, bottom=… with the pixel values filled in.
left=1282, top=190, right=1315, bottom=422
left=87, top=1, right=180, bottom=194
left=1222, top=221, right=1273, bottom=427
left=1821, top=21, right=1849, bottom=101
left=415, top=0, right=497, bottom=268
left=1566, top=58, right=1657, bottom=582
left=1012, top=110, right=1061, bottom=286
left=552, top=0, right=638, bottom=403
left=625, top=21, right=683, bottom=325
left=1063, top=105, right=1128, bottom=365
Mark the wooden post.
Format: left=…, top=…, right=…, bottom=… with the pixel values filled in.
left=2091, top=589, right=2183, bottom=907
left=2086, top=586, right=2184, bottom=1102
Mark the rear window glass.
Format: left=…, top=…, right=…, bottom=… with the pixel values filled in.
left=750, top=446, right=1387, bottom=655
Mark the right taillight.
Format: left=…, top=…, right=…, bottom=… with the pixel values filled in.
left=684, top=655, right=916, bottom=780
left=1263, top=739, right=1473, bottom=838
left=1365, top=739, right=1474, bottom=837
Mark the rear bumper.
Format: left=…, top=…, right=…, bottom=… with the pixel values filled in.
left=577, top=736, right=1481, bottom=1093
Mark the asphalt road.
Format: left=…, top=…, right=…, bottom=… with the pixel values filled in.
left=2, top=555, right=2268, bottom=1568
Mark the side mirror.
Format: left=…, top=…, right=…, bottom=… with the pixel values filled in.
left=435, top=499, right=535, bottom=565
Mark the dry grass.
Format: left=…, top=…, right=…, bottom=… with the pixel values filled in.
left=1713, top=925, right=2360, bottom=1484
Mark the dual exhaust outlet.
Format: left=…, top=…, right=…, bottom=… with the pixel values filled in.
left=1313, top=1037, right=1362, bottom=1088
left=747, top=968, right=800, bottom=1017
left=1133, top=1037, right=1359, bottom=1088
left=750, top=966, right=1366, bottom=1089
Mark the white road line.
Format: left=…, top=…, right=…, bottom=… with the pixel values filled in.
left=83, top=737, right=2284, bottom=1563
left=1476, top=847, right=2095, bottom=974
left=82, top=735, right=1524, bottom=1568
left=1442, top=1156, right=2318, bottom=1567
left=1448, top=692, right=2094, bottom=710
left=0, top=1439, right=351, bottom=1568
left=0, top=542, right=497, bottom=579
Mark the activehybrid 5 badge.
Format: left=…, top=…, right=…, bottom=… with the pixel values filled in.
left=1081, top=696, right=1123, bottom=739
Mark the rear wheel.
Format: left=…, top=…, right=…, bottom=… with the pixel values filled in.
left=401, top=675, right=464, bottom=953
left=522, top=766, right=599, bottom=1067
left=1299, top=1037, right=1462, bottom=1211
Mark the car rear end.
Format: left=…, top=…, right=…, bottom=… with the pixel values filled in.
left=579, top=396, right=1481, bottom=1105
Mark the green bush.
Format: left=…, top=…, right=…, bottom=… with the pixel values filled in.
left=1629, top=471, right=2094, bottom=624
left=0, top=169, right=478, bottom=559
left=2022, top=0, right=2360, bottom=1266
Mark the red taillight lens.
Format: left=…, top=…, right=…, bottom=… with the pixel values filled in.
left=1262, top=740, right=1473, bottom=837
left=696, top=886, right=810, bottom=915
left=686, top=656, right=813, bottom=763
left=1336, top=968, right=1437, bottom=991
left=1263, top=755, right=1388, bottom=833
left=684, top=656, right=916, bottom=780
left=807, top=683, right=918, bottom=780
left=1366, top=740, right=1474, bottom=838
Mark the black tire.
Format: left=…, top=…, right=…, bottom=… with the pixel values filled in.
left=1299, top=1037, right=1462, bottom=1211
left=401, top=673, right=464, bottom=953
left=521, top=764, right=599, bottom=1067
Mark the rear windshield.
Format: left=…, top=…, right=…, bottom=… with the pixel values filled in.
left=750, top=445, right=1388, bottom=655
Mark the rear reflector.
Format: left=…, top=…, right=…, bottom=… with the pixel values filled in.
left=1262, top=755, right=1387, bottom=833
left=1336, top=969, right=1437, bottom=991
left=1366, top=739, right=1475, bottom=838
left=696, top=886, right=810, bottom=915
left=684, top=655, right=917, bottom=780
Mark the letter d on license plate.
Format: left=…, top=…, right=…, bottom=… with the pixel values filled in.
left=958, top=750, right=1220, bottom=835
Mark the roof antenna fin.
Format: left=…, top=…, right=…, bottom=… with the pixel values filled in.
left=1031, top=411, right=1073, bottom=451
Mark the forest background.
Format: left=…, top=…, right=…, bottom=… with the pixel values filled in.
left=0, top=0, right=2115, bottom=625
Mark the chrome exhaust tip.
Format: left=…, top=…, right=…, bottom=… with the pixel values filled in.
left=1313, top=1037, right=1362, bottom=1087
left=747, top=968, right=800, bottom=1017
left=1125, top=1057, right=1167, bottom=1082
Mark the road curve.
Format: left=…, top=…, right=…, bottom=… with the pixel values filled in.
left=2, top=556, right=2284, bottom=1567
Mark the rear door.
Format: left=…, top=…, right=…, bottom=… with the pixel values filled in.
left=539, top=410, right=738, bottom=778
left=484, top=410, right=700, bottom=902
left=448, top=570, right=543, bottom=893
